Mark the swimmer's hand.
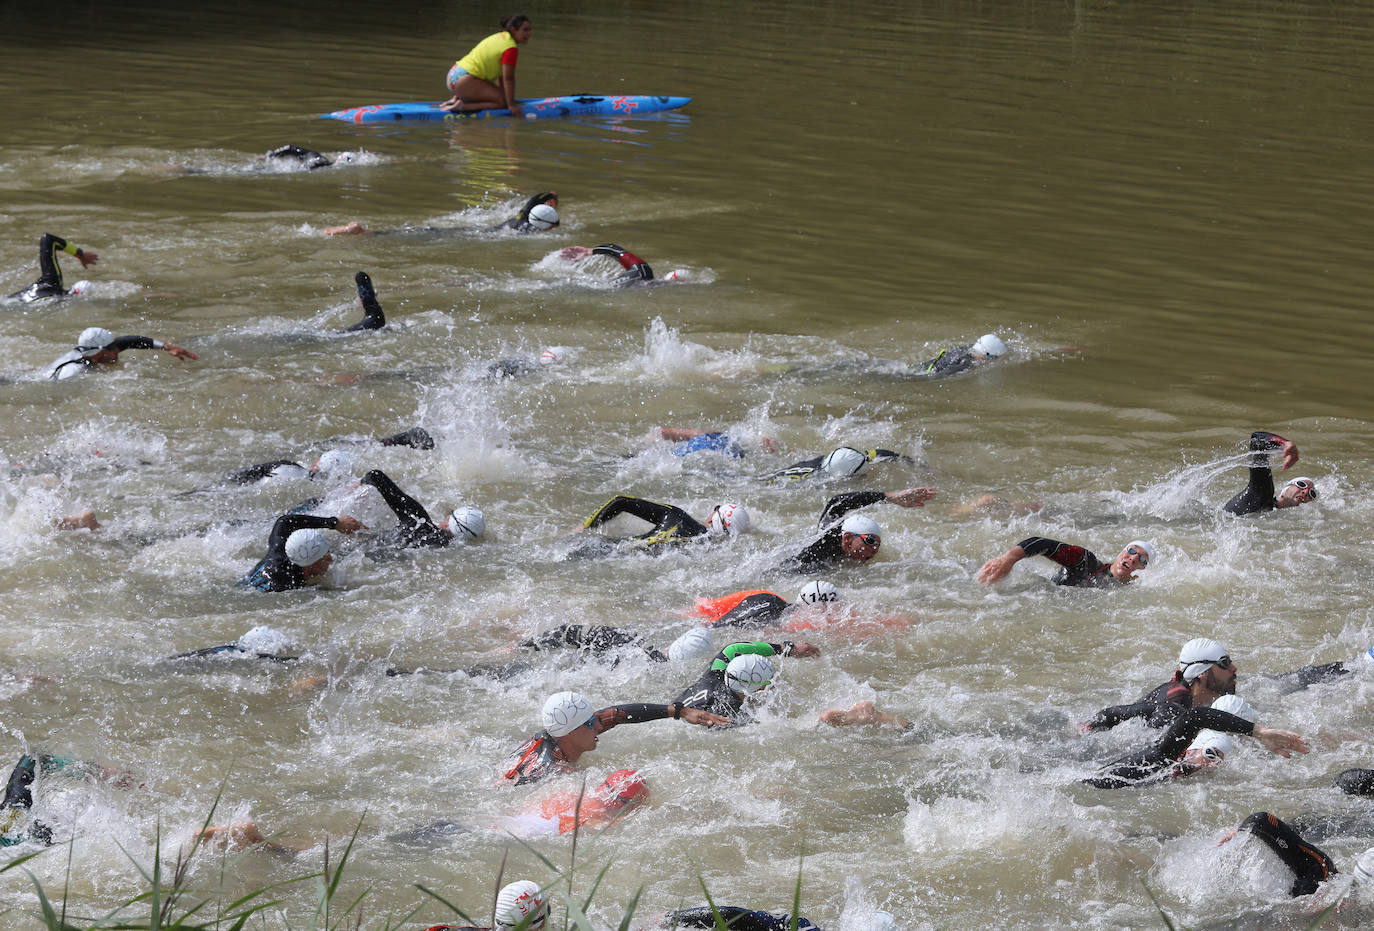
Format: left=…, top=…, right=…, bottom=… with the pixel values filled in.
left=334, top=515, right=366, bottom=534
left=977, top=546, right=1026, bottom=585
left=77, top=249, right=99, bottom=268
left=886, top=487, right=936, bottom=508
left=1254, top=726, right=1309, bottom=758
left=1279, top=439, right=1299, bottom=471
left=788, top=641, right=821, bottom=658
left=680, top=707, right=731, bottom=728
left=560, top=245, right=592, bottom=262
left=1216, top=827, right=1241, bottom=846
left=164, top=343, right=197, bottom=361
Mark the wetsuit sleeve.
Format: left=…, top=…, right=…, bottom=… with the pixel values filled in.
left=763, top=456, right=823, bottom=482
left=360, top=469, right=436, bottom=530
left=1154, top=706, right=1255, bottom=759
left=265, top=513, right=340, bottom=555
left=1334, top=768, right=1374, bottom=797
left=710, top=641, right=781, bottom=671
left=228, top=460, right=302, bottom=485
left=816, top=491, right=887, bottom=526
left=1223, top=431, right=1286, bottom=515
left=343, top=271, right=385, bottom=331
left=1239, top=812, right=1335, bottom=897
left=592, top=244, right=654, bottom=282
left=1016, top=537, right=1087, bottom=567
left=378, top=427, right=435, bottom=449
left=592, top=703, right=673, bottom=733
left=111, top=336, right=161, bottom=351
left=584, top=495, right=677, bottom=530
left=1086, top=698, right=1184, bottom=731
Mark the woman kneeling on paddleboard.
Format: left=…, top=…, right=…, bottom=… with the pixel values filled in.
left=441, top=13, right=533, bottom=116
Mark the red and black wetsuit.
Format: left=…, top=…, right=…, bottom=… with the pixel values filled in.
left=591, top=243, right=653, bottom=285
left=1084, top=706, right=1256, bottom=789
left=1238, top=812, right=1337, bottom=896
left=502, top=704, right=678, bottom=787
left=782, top=492, right=887, bottom=573
left=1223, top=431, right=1290, bottom=516
left=1016, top=536, right=1120, bottom=587
left=1085, top=677, right=1193, bottom=731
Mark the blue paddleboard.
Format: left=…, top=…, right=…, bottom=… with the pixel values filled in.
left=321, top=94, right=691, bottom=124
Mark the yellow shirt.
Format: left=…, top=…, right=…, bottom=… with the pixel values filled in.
left=456, top=31, right=518, bottom=82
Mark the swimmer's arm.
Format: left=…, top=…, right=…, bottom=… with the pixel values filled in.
left=110, top=335, right=197, bottom=360
left=977, top=543, right=1028, bottom=584
left=359, top=469, right=434, bottom=528
left=596, top=702, right=728, bottom=730
left=583, top=495, right=674, bottom=530
left=816, top=491, right=887, bottom=526
left=501, top=59, right=521, bottom=117
left=63, top=241, right=99, bottom=268
left=885, top=487, right=936, bottom=507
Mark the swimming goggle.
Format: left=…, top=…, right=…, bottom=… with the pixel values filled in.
left=582, top=718, right=597, bottom=730
left=1204, top=655, right=1233, bottom=670
left=1286, top=479, right=1318, bottom=498
left=859, top=534, right=880, bottom=547
left=1126, top=545, right=1149, bottom=566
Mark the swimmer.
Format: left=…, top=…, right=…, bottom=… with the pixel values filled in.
left=503, top=690, right=729, bottom=786
left=5, top=233, right=99, bottom=304
left=559, top=243, right=678, bottom=286
left=3, top=751, right=135, bottom=847
left=46, top=326, right=197, bottom=381
left=914, top=333, right=1008, bottom=378
left=1223, top=431, right=1317, bottom=515
left=237, top=512, right=365, bottom=592
left=1083, top=701, right=1306, bottom=789
left=571, top=496, right=751, bottom=556
left=485, top=345, right=573, bottom=380
left=1218, top=812, right=1346, bottom=898
left=696, top=580, right=841, bottom=630
left=343, top=271, right=385, bottom=331
left=422, top=880, right=550, bottom=931
left=359, top=468, right=484, bottom=549
left=673, top=640, right=821, bottom=724
left=518, top=624, right=700, bottom=665
left=762, top=446, right=910, bottom=482
left=781, top=488, right=936, bottom=573
left=662, top=907, right=821, bottom=931
left=440, top=13, right=534, bottom=116
left=977, top=537, right=1154, bottom=588
left=493, top=191, right=559, bottom=233
left=264, top=144, right=333, bottom=170
left=164, top=626, right=300, bottom=665
left=222, top=429, right=434, bottom=487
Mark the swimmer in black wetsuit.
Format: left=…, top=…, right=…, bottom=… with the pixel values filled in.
left=503, top=690, right=728, bottom=786
left=163, top=626, right=301, bottom=666
left=673, top=640, right=820, bottom=724
left=570, top=495, right=750, bottom=557
left=221, top=428, right=434, bottom=487
left=1223, top=431, right=1317, bottom=515
left=46, top=326, right=197, bottom=381
left=914, top=333, right=1008, bottom=378
left=1085, top=637, right=1237, bottom=732
left=1084, top=704, right=1307, bottom=789
left=977, top=536, right=1153, bottom=588
left=358, top=468, right=483, bottom=549
left=1222, top=812, right=1340, bottom=898
left=663, top=907, right=820, bottom=931
left=5, top=233, right=99, bottom=304
left=238, top=512, right=365, bottom=592
left=762, top=446, right=909, bottom=483
left=343, top=271, right=385, bottom=331
left=520, top=625, right=671, bottom=663
left=265, top=144, right=333, bottom=170
left=493, top=191, right=559, bottom=233
left=781, top=487, right=936, bottom=573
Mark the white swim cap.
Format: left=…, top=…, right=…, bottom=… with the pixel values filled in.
left=821, top=446, right=869, bottom=478
left=77, top=326, right=114, bottom=356
left=541, top=690, right=594, bottom=737
left=1186, top=729, right=1233, bottom=761
left=539, top=346, right=575, bottom=365
left=971, top=333, right=1008, bottom=359
left=707, top=502, right=751, bottom=536
left=1210, top=693, right=1258, bottom=723
left=840, top=514, right=881, bottom=539
left=527, top=203, right=559, bottom=231
left=667, top=628, right=715, bottom=664
left=447, top=505, right=485, bottom=540
left=1124, top=540, right=1155, bottom=565
left=796, top=580, right=839, bottom=607
left=494, top=880, right=548, bottom=929
left=284, top=529, right=330, bottom=567
left=313, top=449, right=356, bottom=475
left=1354, top=847, right=1374, bottom=884
left=237, top=625, right=292, bottom=655
left=69, top=280, right=93, bottom=295
left=1177, top=637, right=1230, bottom=683
left=725, top=653, right=774, bottom=694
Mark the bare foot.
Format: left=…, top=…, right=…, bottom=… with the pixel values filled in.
left=323, top=221, right=370, bottom=236
left=439, top=96, right=466, bottom=112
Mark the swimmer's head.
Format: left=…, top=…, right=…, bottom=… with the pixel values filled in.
left=539, top=346, right=575, bottom=365
left=1278, top=476, right=1318, bottom=508
left=593, top=768, right=649, bottom=812
left=527, top=203, right=559, bottom=231
left=541, top=690, right=594, bottom=737
left=1210, top=693, right=1258, bottom=723
left=707, top=502, right=751, bottom=536
left=1111, top=540, right=1153, bottom=580
left=1183, top=729, right=1233, bottom=767
left=724, top=653, right=773, bottom=695
left=1177, top=637, right=1233, bottom=685
left=839, top=514, right=881, bottom=561
left=971, top=333, right=1008, bottom=360
left=821, top=446, right=869, bottom=478
left=796, top=580, right=839, bottom=607
left=445, top=505, right=485, bottom=540
left=69, top=280, right=93, bottom=296
left=236, top=625, right=292, bottom=655
left=77, top=326, right=115, bottom=357
left=284, top=529, right=330, bottom=567
left=667, top=628, right=715, bottom=664
left=311, top=449, right=356, bottom=476
left=494, top=880, right=548, bottom=930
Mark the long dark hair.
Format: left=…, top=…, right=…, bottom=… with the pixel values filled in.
left=501, top=13, right=531, bottom=33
